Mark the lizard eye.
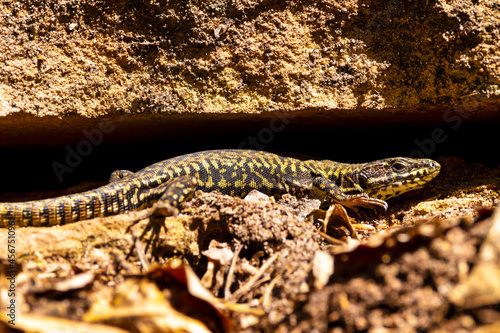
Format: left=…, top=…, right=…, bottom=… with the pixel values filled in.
left=391, top=162, right=406, bottom=172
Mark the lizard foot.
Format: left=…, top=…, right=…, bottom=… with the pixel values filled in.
left=340, top=195, right=388, bottom=212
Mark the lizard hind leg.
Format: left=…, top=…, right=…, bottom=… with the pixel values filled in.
left=153, top=175, right=199, bottom=216
left=127, top=175, right=199, bottom=260
left=109, top=170, right=135, bottom=183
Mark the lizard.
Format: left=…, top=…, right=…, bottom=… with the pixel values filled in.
left=0, top=149, right=440, bottom=227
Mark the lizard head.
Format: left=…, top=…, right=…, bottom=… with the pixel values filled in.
left=358, top=157, right=440, bottom=200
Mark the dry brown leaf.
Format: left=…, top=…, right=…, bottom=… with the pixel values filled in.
left=84, top=277, right=212, bottom=333
left=0, top=312, right=129, bottom=333
left=448, top=207, right=500, bottom=308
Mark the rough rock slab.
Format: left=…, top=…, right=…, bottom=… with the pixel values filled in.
left=1, top=0, right=499, bottom=145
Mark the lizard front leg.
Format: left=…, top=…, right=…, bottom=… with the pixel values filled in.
left=312, top=177, right=388, bottom=211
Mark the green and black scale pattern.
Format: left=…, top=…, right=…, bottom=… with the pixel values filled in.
left=0, top=149, right=440, bottom=227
